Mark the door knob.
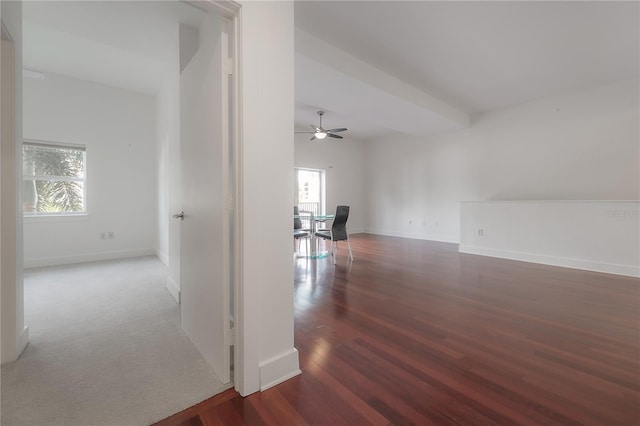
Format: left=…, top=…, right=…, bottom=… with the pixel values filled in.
left=173, top=212, right=184, bottom=220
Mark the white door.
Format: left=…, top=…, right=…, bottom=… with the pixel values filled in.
left=179, top=12, right=231, bottom=384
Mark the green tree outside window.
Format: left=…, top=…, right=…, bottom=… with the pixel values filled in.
left=23, top=141, right=86, bottom=215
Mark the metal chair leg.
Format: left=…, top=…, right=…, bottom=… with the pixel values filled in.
left=347, top=239, right=354, bottom=261
left=333, top=241, right=337, bottom=264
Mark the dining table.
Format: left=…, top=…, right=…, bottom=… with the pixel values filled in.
left=295, top=211, right=334, bottom=259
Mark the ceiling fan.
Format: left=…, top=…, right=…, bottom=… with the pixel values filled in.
left=296, top=111, right=348, bottom=141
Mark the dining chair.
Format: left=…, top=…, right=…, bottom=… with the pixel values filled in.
left=315, top=205, right=353, bottom=264
left=294, top=206, right=310, bottom=254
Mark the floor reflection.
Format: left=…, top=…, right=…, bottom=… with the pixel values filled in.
left=293, top=240, right=353, bottom=316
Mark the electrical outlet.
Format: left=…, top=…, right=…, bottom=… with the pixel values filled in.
left=100, top=232, right=106, bottom=240
left=108, top=232, right=114, bottom=239
left=478, top=229, right=484, bottom=236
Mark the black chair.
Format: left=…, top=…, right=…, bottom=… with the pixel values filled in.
left=294, top=206, right=310, bottom=254
left=315, top=205, right=353, bottom=264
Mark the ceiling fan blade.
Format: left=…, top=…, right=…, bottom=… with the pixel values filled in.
left=310, top=135, right=316, bottom=141
left=327, top=128, right=347, bottom=133
left=327, top=133, right=343, bottom=139
left=310, top=124, right=319, bottom=131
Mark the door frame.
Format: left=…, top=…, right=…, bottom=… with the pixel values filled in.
left=1, top=13, right=29, bottom=365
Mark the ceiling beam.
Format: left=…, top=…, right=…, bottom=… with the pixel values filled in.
left=295, top=29, right=470, bottom=136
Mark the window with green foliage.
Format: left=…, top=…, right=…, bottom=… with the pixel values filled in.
left=22, top=141, right=86, bottom=215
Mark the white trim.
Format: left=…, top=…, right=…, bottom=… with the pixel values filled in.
left=1, top=22, right=12, bottom=41
left=166, top=276, right=180, bottom=304
left=220, top=22, right=232, bottom=385
left=156, top=249, right=169, bottom=266
left=23, top=138, right=86, bottom=151
left=346, top=228, right=365, bottom=235
left=23, top=213, right=89, bottom=222
left=18, top=325, right=29, bottom=356
left=1, top=36, right=21, bottom=365
left=365, top=229, right=459, bottom=244
left=185, top=0, right=240, bottom=19
left=459, top=245, right=640, bottom=278
left=22, top=69, right=44, bottom=80
left=23, top=249, right=156, bottom=269
left=461, top=200, right=640, bottom=204
left=259, top=348, right=301, bottom=391
left=229, top=2, right=247, bottom=397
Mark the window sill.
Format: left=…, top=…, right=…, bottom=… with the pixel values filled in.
left=23, top=214, right=89, bottom=223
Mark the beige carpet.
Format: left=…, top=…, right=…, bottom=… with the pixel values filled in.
left=1, top=256, right=231, bottom=426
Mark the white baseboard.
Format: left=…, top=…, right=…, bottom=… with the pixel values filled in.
left=259, top=348, right=301, bottom=391
left=18, top=326, right=29, bottom=358
left=2, top=325, right=30, bottom=365
left=364, top=229, right=459, bottom=244
left=459, top=245, right=640, bottom=278
left=156, top=249, right=169, bottom=266
left=166, top=276, right=180, bottom=304
left=24, top=249, right=156, bottom=269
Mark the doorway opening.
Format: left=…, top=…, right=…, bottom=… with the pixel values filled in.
left=295, top=167, right=325, bottom=229
left=2, top=1, right=240, bottom=423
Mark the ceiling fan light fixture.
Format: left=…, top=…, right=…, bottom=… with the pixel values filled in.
left=295, top=110, right=347, bottom=141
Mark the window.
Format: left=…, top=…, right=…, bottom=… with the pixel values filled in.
left=294, top=168, right=325, bottom=221
left=23, top=140, right=86, bottom=215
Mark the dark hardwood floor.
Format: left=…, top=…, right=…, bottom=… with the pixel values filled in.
left=155, top=234, right=640, bottom=425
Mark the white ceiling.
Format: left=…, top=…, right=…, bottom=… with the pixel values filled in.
left=294, top=0, right=639, bottom=139
left=22, top=1, right=206, bottom=95
left=21, top=1, right=639, bottom=141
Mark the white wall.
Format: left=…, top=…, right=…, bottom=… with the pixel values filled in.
left=238, top=0, right=299, bottom=395
left=294, top=134, right=365, bottom=232
left=365, top=79, right=640, bottom=244
left=23, top=73, right=157, bottom=268
left=460, top=201, right=640, bottom=277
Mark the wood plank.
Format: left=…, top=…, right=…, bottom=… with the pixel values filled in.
left=155, top=234, right=640, bottom=425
